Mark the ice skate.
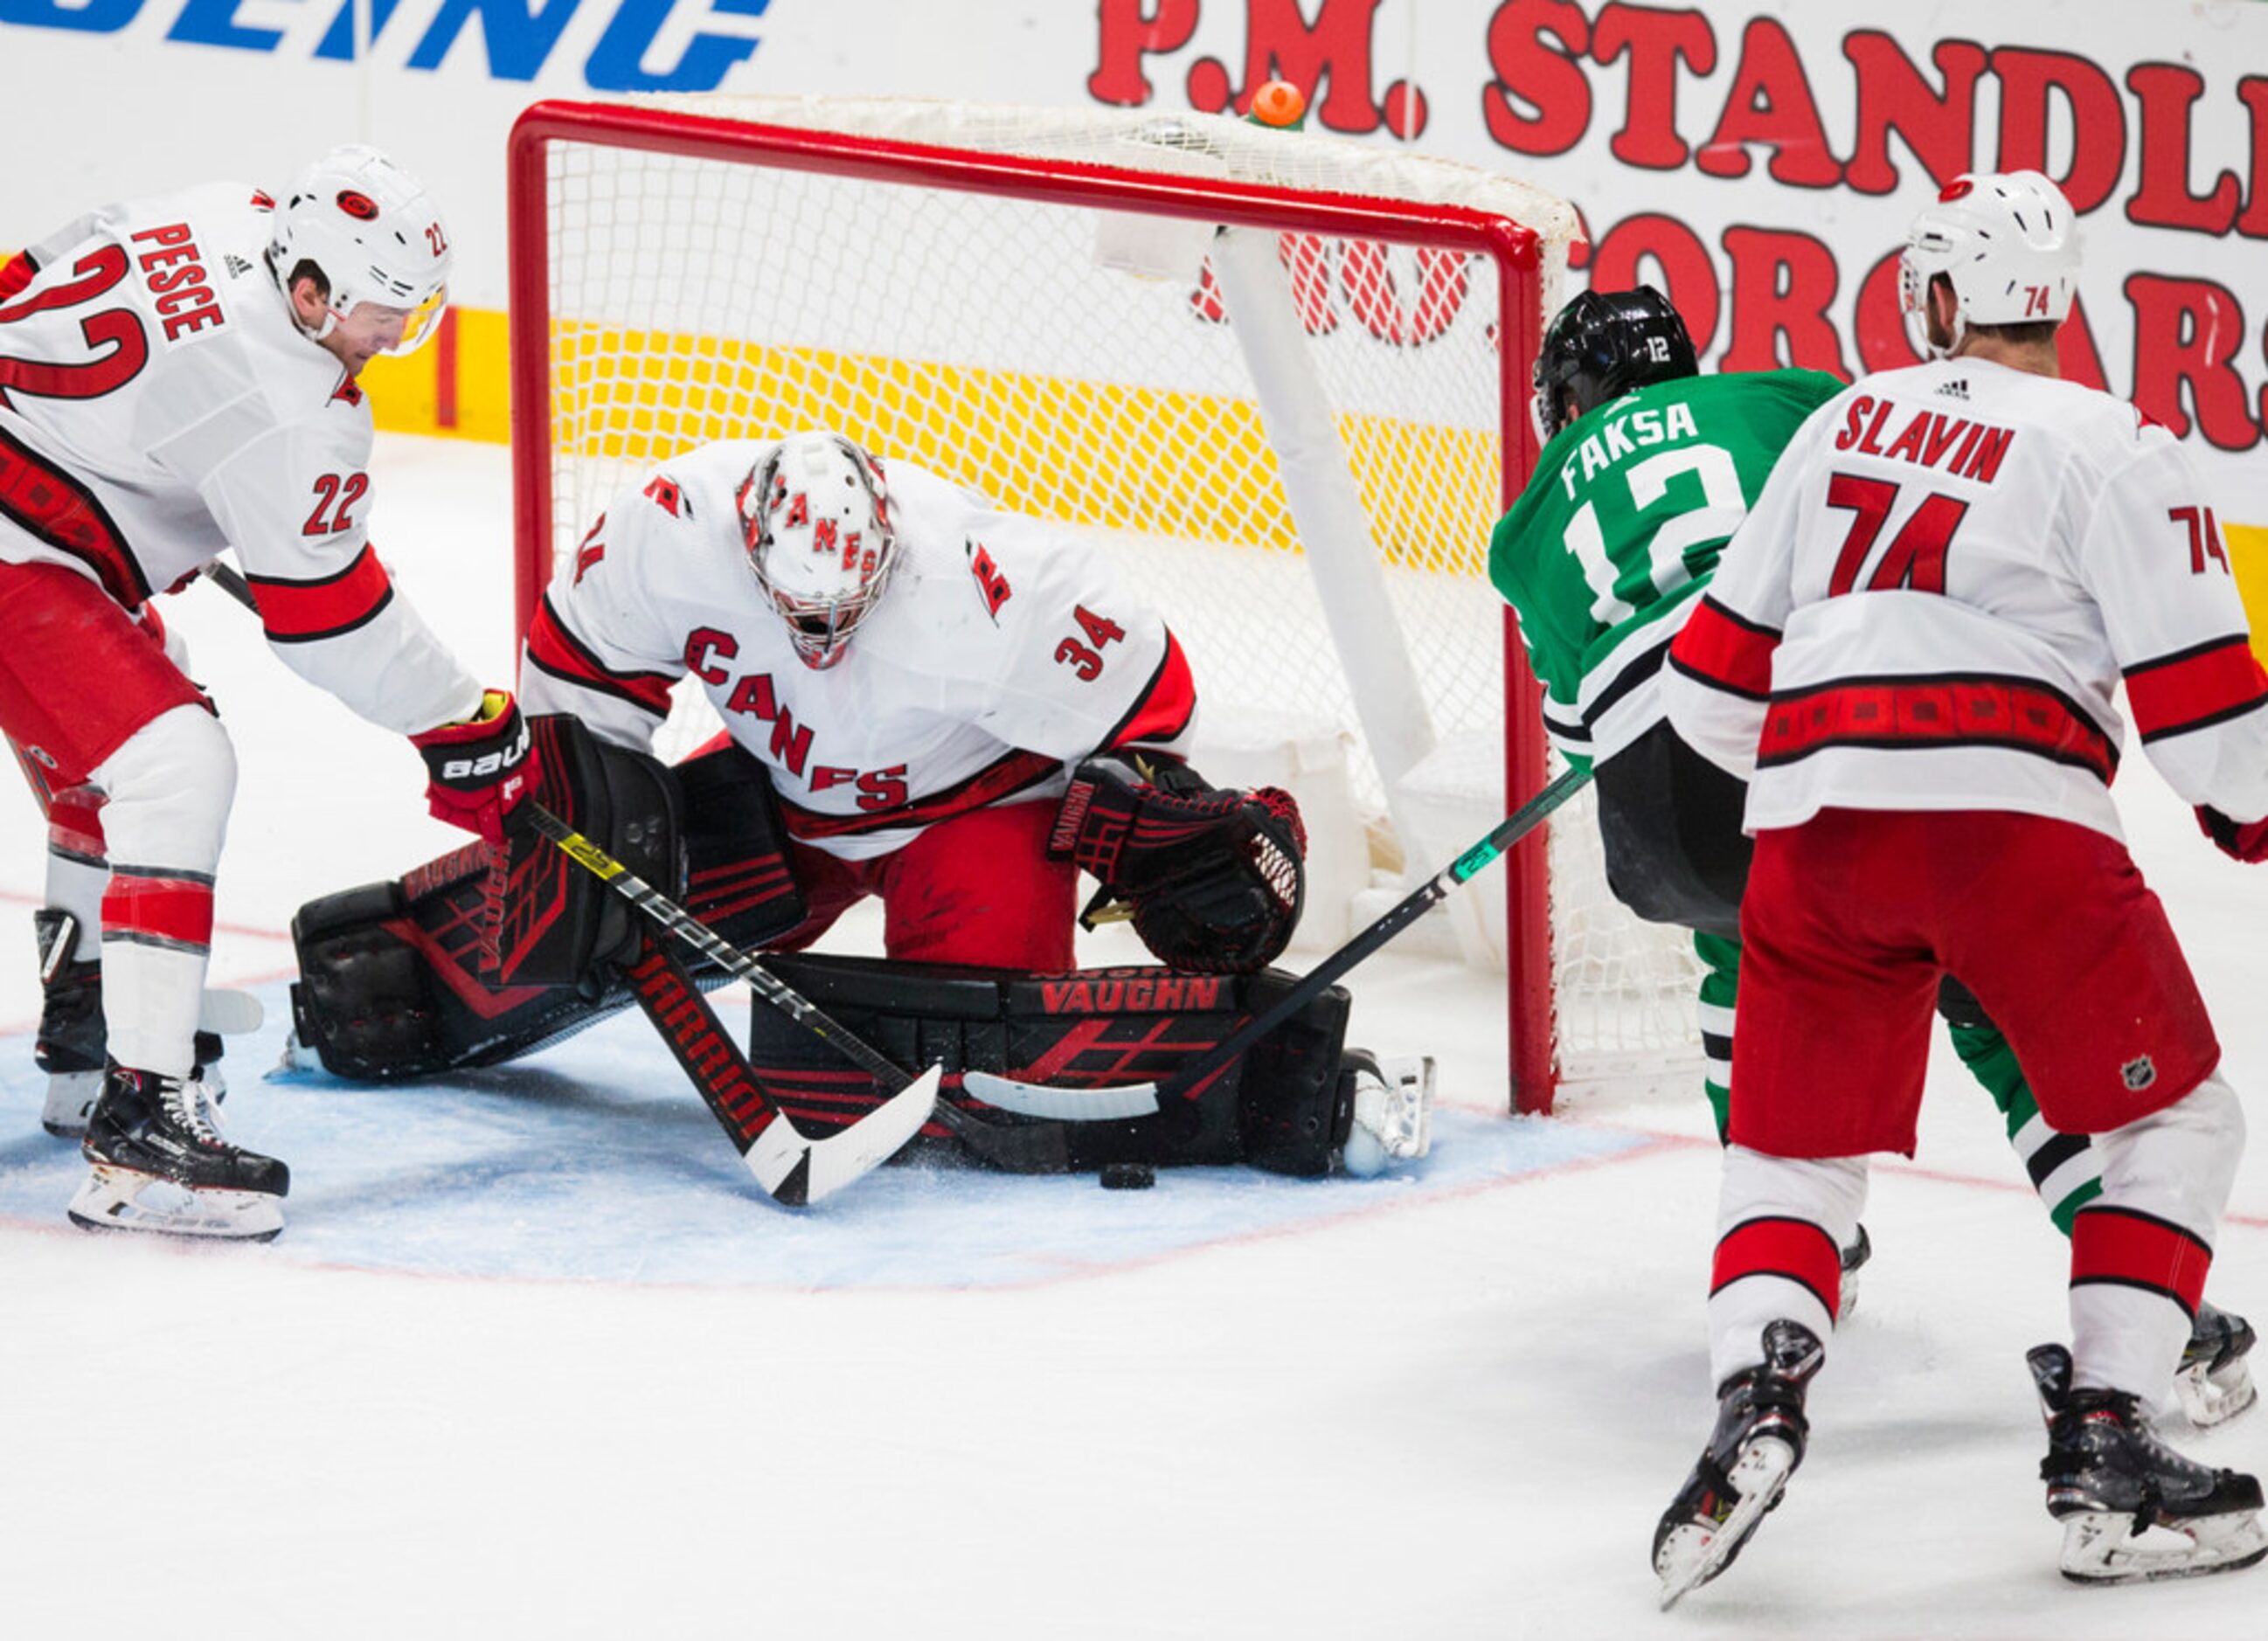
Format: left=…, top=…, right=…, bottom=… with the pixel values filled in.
left=1654, top=1319, right=1825, bottom=1609
left=70, top=1065, right=288, bottom=1242
left=33, top=909, right=257, bottom=1136
left=1336, top=1050, right=1433, bottom=1178
left=2028, top=1342, right=2268, bottom=1583
left=2176, top=1302, right=2258, bottom=1429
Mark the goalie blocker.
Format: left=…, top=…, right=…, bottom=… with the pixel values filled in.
left=290, top=717, right=1365, bottom=1175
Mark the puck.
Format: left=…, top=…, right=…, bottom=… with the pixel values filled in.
left=1099, top=1162, right=1156, bottom=1191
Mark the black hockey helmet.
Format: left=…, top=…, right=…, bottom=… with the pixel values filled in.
left=1532, top=285, right=1699, bottom=440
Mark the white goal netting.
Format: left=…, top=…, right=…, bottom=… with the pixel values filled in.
left=517, top=93, right=1703, bottom=1102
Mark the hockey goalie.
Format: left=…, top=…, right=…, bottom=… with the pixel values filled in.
left=288, top=432, right=1432, bottom=1179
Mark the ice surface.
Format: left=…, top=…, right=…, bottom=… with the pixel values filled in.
left=1, top=435, right=2265, bottom=1638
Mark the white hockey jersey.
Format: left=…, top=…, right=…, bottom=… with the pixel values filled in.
left=519, top=441, right=1198, bottom=861
left=1664, top=357, right=2268, bottom=840
left=0, top=183, right=480, bottom=735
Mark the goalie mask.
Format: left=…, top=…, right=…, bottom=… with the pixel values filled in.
left=1900, top=170, right=2080, bottom=361
left=1532, top=285, right=1698, bottom=442
left=738, top=433, right=899, bottom=671
left=269, top=144, right=453, bottom=357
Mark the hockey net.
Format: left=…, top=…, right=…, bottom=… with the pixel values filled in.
left=507, top=93, right=1703, bottom=1113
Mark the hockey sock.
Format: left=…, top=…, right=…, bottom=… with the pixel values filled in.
left=44, top=786, right=108, bottom=959
left=1946, top=1017, right=2102, bottom=1236
left=2070, top=1073, right=2242, bottom=1398
left=1708, top=1146, right=1866, bottom=1388
left=1695, top=931, right=1740, bottom=1142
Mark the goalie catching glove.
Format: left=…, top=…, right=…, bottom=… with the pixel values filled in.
left=411, top=689, right=538, bottom=847
left=1050, top=752, right=1305, bottom=973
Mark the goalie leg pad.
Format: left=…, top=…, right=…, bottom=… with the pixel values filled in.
left=1595, top=722, right=1751, bottom=939
left=289, top=847, right=627, bottom=1081
left=740, top=954, right=1350, bottom=1174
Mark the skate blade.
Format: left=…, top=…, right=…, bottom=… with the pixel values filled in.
left=2175, top=1359, right=2259, bottom=1430
left=1656, top=1437, right=1796, bottom=1610
left=2057, top=1506, right=2268, bottom=1583
left=40, top=1070, right=104, bottom=1139
left=66, top=1165, right=283, bottom=1243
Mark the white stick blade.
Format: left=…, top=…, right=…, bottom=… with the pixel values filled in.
left=198, top=987, right=264, bottom=1035
left=801, top=1064, right=943, bottom=1203
left=961, top=1070, right=1162, bottom=1121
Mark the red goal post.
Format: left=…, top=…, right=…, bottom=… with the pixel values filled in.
left=505, top=94, right=1697, bottom=1115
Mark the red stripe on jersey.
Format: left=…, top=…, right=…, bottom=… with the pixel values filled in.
left=2123, top=636, right=2268, bottom=744
left=247, top=544, right=394, bottom=642
left=1105, top=630, right=1197, bottom=748
left=1758, top=675, right=2118, bottom=783
left=2070, top=1204, right=2211, bottom=1317
left=779, top=748, right=1061, bottom=841
left=524, top=596, right=675, bottom=717
left=1710, top=1215, right=1842, bottom=1320
left=1667, top=595, right=1779, bottom=701
left=0, top=253, right=35, bottom=300
left=101, top=869, right=213, bottom=953
left=0, top=423, right=149, bottom=605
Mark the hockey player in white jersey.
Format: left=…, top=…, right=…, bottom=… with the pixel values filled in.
left=0, top=148, right=533, bottom=1240
left=1654, top=171, right=2268, bottom=1600
left=519, top=430, right=1303, bottom=975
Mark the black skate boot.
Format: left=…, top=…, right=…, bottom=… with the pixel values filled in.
left=2028, top=1342, right=2268, bottom=1582
left=2177, top=1302, right=2258, bottom=1429
left=1654, top=1319, right=1826, bottom=1609
left=70, top=1064, right=288, bottom=1241
left=33, top=909, right=107, bottom=1137
left=33, top=908, right=232, bottom=1137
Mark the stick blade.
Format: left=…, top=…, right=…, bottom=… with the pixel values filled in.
left=961, top=1070, right=1162, bottom=1121
left=741, top=1065, right=942, bottom=1206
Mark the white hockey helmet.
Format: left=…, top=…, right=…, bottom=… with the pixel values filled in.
left=269, top=145, right=453, bottom=356
left=737, top=433, right=899, bottom=671
left=1899, top=170, right=2080, bottom=360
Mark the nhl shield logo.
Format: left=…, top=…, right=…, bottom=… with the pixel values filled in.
left=2121, top=1055, right=2158, bottom=1092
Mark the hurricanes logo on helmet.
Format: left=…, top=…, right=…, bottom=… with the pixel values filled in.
left=336, top=190, right=378, bottom=221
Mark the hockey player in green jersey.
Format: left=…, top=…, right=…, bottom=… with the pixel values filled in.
left=1490, top=286, right=2253, bottom=1425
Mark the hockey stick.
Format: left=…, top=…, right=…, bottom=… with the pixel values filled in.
left=964, top=763, right=1596, bottom=1120
left=526, top=803, right=1068, bottom=1178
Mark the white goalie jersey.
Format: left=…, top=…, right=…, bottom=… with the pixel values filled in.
left=1665, top=357, right=2268, bottom=840
left=520, top=441, right=1198, bottom=861
left=0, top=182, right=480, bottom=735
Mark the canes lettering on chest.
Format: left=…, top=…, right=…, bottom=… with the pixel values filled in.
left=683, top=627, right=906, bottom=809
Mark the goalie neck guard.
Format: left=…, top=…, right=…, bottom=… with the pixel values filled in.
left=737, top=433, right=899, bottom=671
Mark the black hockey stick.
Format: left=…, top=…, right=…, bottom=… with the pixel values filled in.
left=965, top=763, right=1595, bottom=1120
left=528, top=803, right=1068, bottom=1177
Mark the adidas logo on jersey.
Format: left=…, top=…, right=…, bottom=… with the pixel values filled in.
left=225, top=254, right=254, bottom=280
left=1937, top=377, right=1970, bottom=399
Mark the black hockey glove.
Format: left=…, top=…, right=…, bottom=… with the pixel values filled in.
left=2197, top=803, right=2268, bottom=863
left=1050, top=752, right=1306, bottom=974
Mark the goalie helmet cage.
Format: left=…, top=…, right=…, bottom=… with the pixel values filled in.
left=505, top=93, right=1703, bottom=1116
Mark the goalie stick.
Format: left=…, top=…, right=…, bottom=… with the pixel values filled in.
left=526, top=802, right=940, bottom=1202
left=527, top=804, right=1071, bottom=1178
left=964, top=763, right=1596, bottom=1121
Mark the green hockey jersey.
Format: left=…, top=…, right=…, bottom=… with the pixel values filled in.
left=1489, top=368, right=1842, bottom=769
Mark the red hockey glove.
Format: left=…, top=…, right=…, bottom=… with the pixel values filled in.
left=412, top=690, right=538, bottom=847
left=2196, top=804, right=2268, bottom=863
